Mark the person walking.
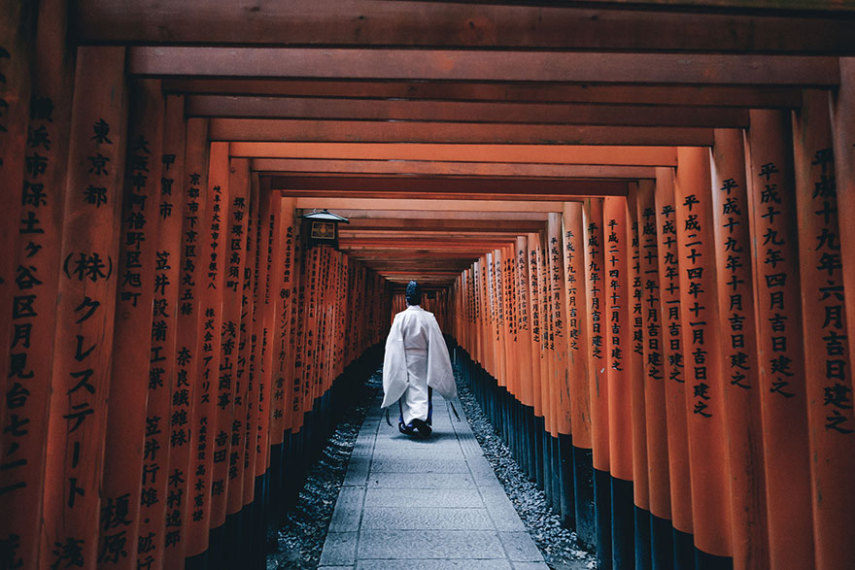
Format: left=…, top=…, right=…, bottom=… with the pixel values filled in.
left=381, top=281, right=456, bottom=438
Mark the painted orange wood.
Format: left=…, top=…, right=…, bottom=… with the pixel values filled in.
left=515, top=238, right=535, bottom=410
left=241, top=173, right=264, bottom=506
left=745, top=109, right=815, bottom=570
left=635, top=180, right=671, bottom=522
left=583, top=199, right=609, bottom=473
left=792, top=90, right=855, bottom=570
left=40, top=46, right=128, bottom=570
left=603, top=196, right=633, bottom=482
left=224, top=158, right=253, bottom=517
left=0, top=0, right=33, bottom=391
left=654, top=167, right=693, bottom=537
left=162, top=118, right=208, bottom=570
left=0, top=3, right=69, bottom=566
left=625, top=189, right=649, bottom=511
left=139, top=94, right=186, bottom=570
left=99, top=78, right=164, bottom=570
left=562, top=202, right=592, bottom=449
left=185, top=141, right=231, bottom=557
left=251, top=188, right=278, bottom=476
left=674, top=146, right=732, bottom=558
left=710, top=128, right=769, bottom=570
left=527, top=235, right=545, bottom=420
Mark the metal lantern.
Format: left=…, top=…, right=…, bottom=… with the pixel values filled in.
left=301, top=209, right=349, bottom=249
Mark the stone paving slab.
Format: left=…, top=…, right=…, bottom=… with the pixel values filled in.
left=319, top=393, right=547, bottom=568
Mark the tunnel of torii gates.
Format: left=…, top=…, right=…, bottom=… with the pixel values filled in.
left=3, top=2, right=855, bottom=570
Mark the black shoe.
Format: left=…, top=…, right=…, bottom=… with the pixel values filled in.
left=399, top=421, right=414, bottom=436
left=410, top=418, right=432, bottom=438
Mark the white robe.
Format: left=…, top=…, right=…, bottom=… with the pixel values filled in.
left=381, top=305, right=456, bottom=424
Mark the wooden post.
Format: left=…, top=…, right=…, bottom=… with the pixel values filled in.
left=710, top=128, right=768, bottom=570
left=584, top=199, right=609, bottom=475
left=185, top=141, right=230, bottom=559
left=209, top=155, right=249, bottom=533
left=653, top=166, right=694, bottom=568
left=626, top=187, right=651, bottom=570
left=0, top=0, right=34, bottom=387
left=40, top=46, right=128, bottom=570
left=0, top=3, right=70, bottom=567
left=247, top=183, right=275, bottom=497
left=792, top=90, right=855, bottom=570
left=603, top=196, right=635, bottom=569
left=516, top=236, right=534, bottom=410
left=242, top=173, right=265, bottom=507
left=227, top=158, right=254, bottom=520
left=99, top=78, right=164, bottom=570
left=828, top=57, right=855, bottom=570
left=673, top=146, right=732, bottom=564
left=832, top=60, right=855, bottom=430
left=583, top=198, right=612, bottom=569
left=744, top=109, right=815, bottom=570
left=137, top=94, right=186, bottom=570
left=162, top=118, right=208, bottom=569
left=635, top=179, right=673, bottom=569
left=563, top=201, right=595, bottom=545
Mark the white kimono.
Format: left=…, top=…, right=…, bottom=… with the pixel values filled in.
left=381, top=305, right=456, bottom=425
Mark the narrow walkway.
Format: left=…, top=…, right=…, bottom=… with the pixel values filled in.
left=319, top=393, right=549, bottom=569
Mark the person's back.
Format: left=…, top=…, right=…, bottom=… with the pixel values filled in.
left=381, top=281, right=455, bottom=438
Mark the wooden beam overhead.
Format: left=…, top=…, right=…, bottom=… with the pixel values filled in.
left=130, top=48, right=839, bottom=87
left=74, top=0, right=855, bottom=53
left=212, top=119, right=714, bottom=146
left=343, top=218, right=545, bottom=233
left=294, top=198, right=566, bottom=213
left=188, top=95, right=750, bottom=128
left=253, top=158, right=656, bottom=180
left=239, top=143, right=678, bottom=166
left=166, top=79, right=803, bottom=109
left=272, top=174, right=629, bottom=199
left=320, top=209, right=551, bottom=222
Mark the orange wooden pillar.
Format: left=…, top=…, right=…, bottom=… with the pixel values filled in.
left=792, top=90, right=855, bottom=570
left=162, top=118, right=208, bottom=570
left=603, top=196, right=635, bottom=569
left=744, top=109, right=814, bottom=570
left=0, top=3, right=70, bottom=567
left=635, top=180, right=673, bottom=570
left=208, top=154, right=250, bottom=548
left=0, top=0, right=34, bottom=388
left=710, top=128, right=768, bottom=570
left=255, top=191, right=285, bottom=508
left=828, top=58, right=855, bottom=570
left=98, top=78, right=164, bottom=570
left=583, top=198, right=611, bottom=569
left=135, top=93, right=186, bottom=570
left=40, top=46, right=128, bottom=570
left=185, top=141, right=230, bottom=561
left=207, top=156, right=247, bottom=537
left=548, top=212, right=572, bottom=524
left=626, top=188, right=651, bottom=570
left=527, top=234, right=547, bottom=490
left=653, top=166, right=694, bottom=569
left=562, top=201, right=595, bottom=547
left=673, top=146, right=732, bottom=567
left=832, top=59, right=855, bottom=431
left=241, top=173, right=264, bottom=510
left=223, top=158, right=253, bottom=557
left=516, top=237, right=534, bottom=414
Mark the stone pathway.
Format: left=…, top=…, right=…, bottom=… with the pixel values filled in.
left=319, top=393, right=550, bottom=569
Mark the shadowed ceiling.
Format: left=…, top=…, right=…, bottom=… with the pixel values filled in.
left=72, top=0, right=855, bottom=286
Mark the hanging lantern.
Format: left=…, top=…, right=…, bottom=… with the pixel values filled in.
left=301, top=208, right=349, bottom=249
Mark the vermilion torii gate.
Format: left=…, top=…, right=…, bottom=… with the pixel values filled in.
left=1, top=1, right=854, bottom=569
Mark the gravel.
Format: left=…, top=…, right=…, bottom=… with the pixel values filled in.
left=266, top=362, right=596, bottom=569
